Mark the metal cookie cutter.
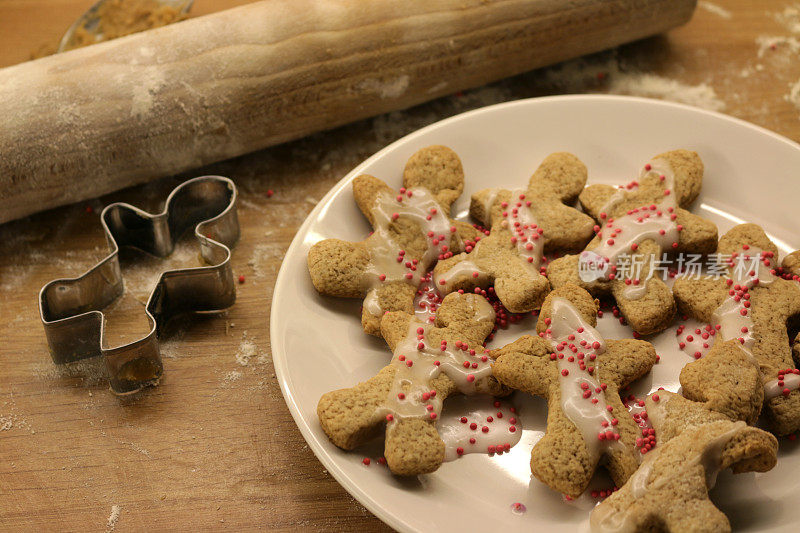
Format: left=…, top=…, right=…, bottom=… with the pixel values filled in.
left=38, top=176, right=239, bottom=395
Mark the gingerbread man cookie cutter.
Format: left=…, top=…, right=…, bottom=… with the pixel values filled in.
left=38, top=176, right=239, bottom=395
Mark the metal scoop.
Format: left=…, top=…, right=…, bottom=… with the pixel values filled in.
left=58, top=0, right=193, bottom=52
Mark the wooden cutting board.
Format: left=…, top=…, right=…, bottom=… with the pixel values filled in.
left=2, top=1, right=800, bottom=531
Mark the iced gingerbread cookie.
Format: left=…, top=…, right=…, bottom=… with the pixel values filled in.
left=317, top=292, right=508, bottom=476
left=432, top=153, right=595, bottom=313
left=547, top=150, right=718, bottom=334
left=308, top=145, right=480, bottom=336
left=590, top=391, right=777, bottom=533
left=491, top=284, right=658, bottom=497
left=674, top=224, right=800, bottom=435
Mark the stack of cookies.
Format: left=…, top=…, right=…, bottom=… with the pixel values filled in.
left=307, top=145, right=799, bottom=532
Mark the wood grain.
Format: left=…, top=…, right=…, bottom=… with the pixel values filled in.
left=2, top=0, right=800, bottom=531
left=0, top=0, right=696, bottom=224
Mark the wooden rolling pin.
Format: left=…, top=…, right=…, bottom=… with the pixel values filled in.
left=0, top=0, right=696, bottom=224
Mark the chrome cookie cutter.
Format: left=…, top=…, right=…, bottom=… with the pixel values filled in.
left=38, top=176, right=239, bottom=395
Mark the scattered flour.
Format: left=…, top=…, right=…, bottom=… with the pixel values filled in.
left=130, top=67, right=166, bottom=118
left=607, top=73, right=725, bottom=111
left=356, top=75, right=410, bottom=99
left=158, top=338, right=183, bottom=359
left=786, top=78, right=800, bottom=112
left=119, top=440, right=151, bottom=457
left=371, top=109, right=442, bottom=146
left=223, top=370, right=242, bottom=382
left=755, top=35, right=800, bottom=58
left=536, top=55, right=726, bottom=111
left=753, top=25, right=800, bottom=116
left=0, top=412, right=33, bottom=434
left=232, top=333, right=273, bottom=369
left=238, top=198, right=268, bottom=213
left=365, top=85, right=512, bottom=147
left=106, top=505, right=121, bottom=532
left=0, top=264, right=34, bottom=292
left=775, top=4, right=800, bottom=34
left=257, top=350, right=272, bottom=366
left=32, top=358, right=108, bottom=386
left=235, top=333, right=259, bottom=366
left=698, top=1, right=732, bottom=19
left=102, top=289, right=152, bottom=347
left=121, top=240, right=201, bottom=302
left=247, top=243, right=286, bottom=280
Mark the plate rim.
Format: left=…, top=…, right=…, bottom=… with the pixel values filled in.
left=269, top=94, right=800, bottom=533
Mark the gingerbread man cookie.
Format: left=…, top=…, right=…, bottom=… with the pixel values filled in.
left=491, top=284, right=658, bottom=497
left=674, top=223, right=800, bottom=435
left=308, top=145, right=480, bottom=336
left=679, top=339, right=763, bottom=425
left=590, top=391, right=777, bottom=533
left=432, top=153, right=595, bottom=313
left=779, top=250, right=800, bottom=379
left=317, top=292, right=507, bottom=476
left=547, top=150, right=718, bottom=334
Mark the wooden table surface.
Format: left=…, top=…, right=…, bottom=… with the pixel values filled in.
left=2, top=1, right=800, bottom=531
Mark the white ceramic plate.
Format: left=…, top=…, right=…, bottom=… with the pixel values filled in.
left=271, top=95, right=800, bottom=532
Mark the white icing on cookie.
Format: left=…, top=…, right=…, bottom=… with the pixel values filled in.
left=764, top=371, right=800, bottom=400
left=502, top=189, right=545, bottom=270
left=380, top=295, right=495, bottom=425
left=589, top=159, right=679, bottom=300
left=707, top=248, right=800, bottom=398
left=363, top=187, right=460, bottom=315
left=363, top=288, right=383, bottom=317
left=711, top=248, right=776, bottom=357
left=590, top=416, right=747, bottom=533
left=545, top=297, right=624, bottom=459
left=675, top=320, right=716, bottom=360
left=433, top=256, right=490, bottom=293
left=412, top=274, right=442, bottom=324
left=433, top=188, right=544, bottom=292
left=481, top=188, right=501, bottom=218
left=637, top=421, right=746, bottom=496
left=597, top=185, right=629, bottom=220
left=436, top=395, right=521, bottom=461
